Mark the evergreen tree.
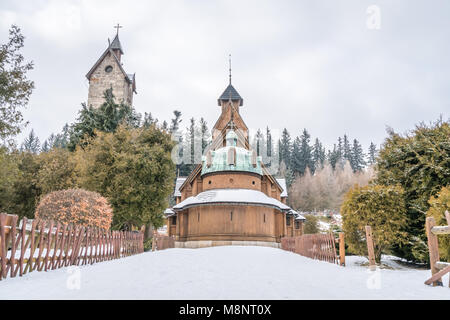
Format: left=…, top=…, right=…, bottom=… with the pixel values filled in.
left=290, top=136, right=301, bottom=174
left=75, top=124, right=176, bottom=231
left=351, top=138, right=365, bottom=172
left=266, top=126, right=272, bottom=157
left=161, top=120, right=168, bottom=131
left=169, top=110, right=182, bottom=133
left=199, top=117, right=210, bottom=154
left=0, top=25, right=34, bottom=144
left=298, top=129, right=313, bottom=175
left=68, top=89, right=139, bottom=151
left=368, top=142, right=377, bottom=165
left=343, top=134, right=352, bottom=163
left=312, top=138, right=325, bottom=171
left=21, top=129, right=40, bottom=153
left=279, top=128, right=292, bottom=169
left=142, top=112, right=157, bottom=127
left=255, top=129, right=264, bottom=156
left=53, top=124, right=70, bottom=149
left=41, top=140, right=50, bottom=152
left=341, top=184, right=408, bottom=263
left=328, top=144, right=339, bottom=170
left=375, top=119, right=450, bottom=262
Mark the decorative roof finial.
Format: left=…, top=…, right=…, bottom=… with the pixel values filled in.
left=114, top=23, right=123, bottom=36
left=229, top=54, right=232, bottom=85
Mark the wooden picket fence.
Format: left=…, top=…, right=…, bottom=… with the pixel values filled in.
left=281, top=233, right=343, bottom=265
left=154, top=234, right=175, bottom=251
left=0, top=213, right=144, bottom=281
left=425, top=211, right=450, bottom=287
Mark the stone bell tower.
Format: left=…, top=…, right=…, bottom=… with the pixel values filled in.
left=86, top=24, right=136, bottom=108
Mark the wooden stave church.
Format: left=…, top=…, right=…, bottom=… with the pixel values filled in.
left=165, top=80, right=305, bottom=248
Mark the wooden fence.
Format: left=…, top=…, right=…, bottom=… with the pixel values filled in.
left=0, top=213, right=144, bottom=281
left=425, top=211, right=450, bottom=287
left=154, top=234, right=175, bottom=251
left=281, top=233, right=343, bottom=265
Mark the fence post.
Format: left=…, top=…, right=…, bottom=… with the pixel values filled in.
left=152, top=230, right=156, bottom=252
left=425, top=217, right=443, bottom=286
left=339, top=232, right=345, bottom=267
left=365, top=226, right=376, bottom=271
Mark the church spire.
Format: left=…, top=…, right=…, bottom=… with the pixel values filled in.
left=229, top=54, right=232, bottom=85
left=110, top=24, right=124, bottom=55
left=218, top=55, right=243, bottom=106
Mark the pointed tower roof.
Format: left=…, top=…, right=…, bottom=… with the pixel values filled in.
left=218, top=84, right=243, bottom=106
left=110, top=34, right=124, bottom=54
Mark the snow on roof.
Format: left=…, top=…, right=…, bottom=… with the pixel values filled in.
left=174, top=177, right=187, bottom=197
left=173, top=188, right=291, bottom=212
left=287, top=209, right=306, bottom=220
left=164, top=208, right=175, bottom=217
left=276, top=178, right=288, bottom=197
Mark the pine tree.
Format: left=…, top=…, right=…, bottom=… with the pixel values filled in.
left=312, top=138, right=325, bottom=171
left=161, top=120, right=168, bottom=131
left=266, top=126, right=272, bottom=158
left=41, top=140, right=49, bottom=152
left=351, top=138, right=366, bottom=172
left=21, top=129, right=40, bottom=153
left=169, top=110, right=182, bottom=134
left=298, top=129, right=313, bottom=175
left=142, top=112, right=156, bottom=127
left=328, top=144, right=339, bottom=170
left=290, top=136, right=301, bottom=174
left=368, top=142, right=377, bottom=165
left=343, top=134, right=352, bottom=163
left=279, top=128, right=292, bottom=169
left=189, top=118, right=195, bottom=165
left=199, top=117, right=209, bottom=154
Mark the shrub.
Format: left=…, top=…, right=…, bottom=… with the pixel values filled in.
left=35, top=188, right=113, bottom=230
left=341, top=184, right=408, bottom=263
left=303, top=214, right=319, bottom=234
left=426, top=186, right=450, bottom=261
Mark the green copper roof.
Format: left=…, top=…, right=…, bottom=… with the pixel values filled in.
left=201, top=146, right=262, bottom=176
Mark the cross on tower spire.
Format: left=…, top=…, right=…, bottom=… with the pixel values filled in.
left=228, top=54, right=232, bottom=85
left=114, top=23, right=123, bottom=36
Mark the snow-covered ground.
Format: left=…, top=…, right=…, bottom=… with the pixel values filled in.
left=1, top=246, right=449, bottom=300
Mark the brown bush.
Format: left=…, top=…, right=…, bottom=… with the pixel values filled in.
left=35, top=189, right=113, bottom=230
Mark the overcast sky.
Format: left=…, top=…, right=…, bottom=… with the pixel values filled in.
left=1, top=0, right=449, bottom=151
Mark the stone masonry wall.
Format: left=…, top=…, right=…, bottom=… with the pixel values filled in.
left=87, top=52, right=133, bottom=108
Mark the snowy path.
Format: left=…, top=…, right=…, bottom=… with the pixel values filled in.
left=0, top=246, right=449, bottom=299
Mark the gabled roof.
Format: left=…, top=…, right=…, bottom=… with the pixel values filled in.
left=174, top=177, right=187, bottom=197
left=110, top=34, right=124, bottom=54
left=86, top=38, right=135, bottom=87
left=164, top=208, right=175, bottom=217
left=218, top=84, right=243, bottom=106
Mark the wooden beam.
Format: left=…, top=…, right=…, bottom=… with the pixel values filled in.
left=339, top=232, right=345, bottom=267
left=435, top=261, right=450, bottom=270
left=365, top=226, right=376, bottom=271
left=425, top=217, right=443, bottom=286
left=424, top=265, right=450, bottom=286
left=431, top=226, right=450, bottom=235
